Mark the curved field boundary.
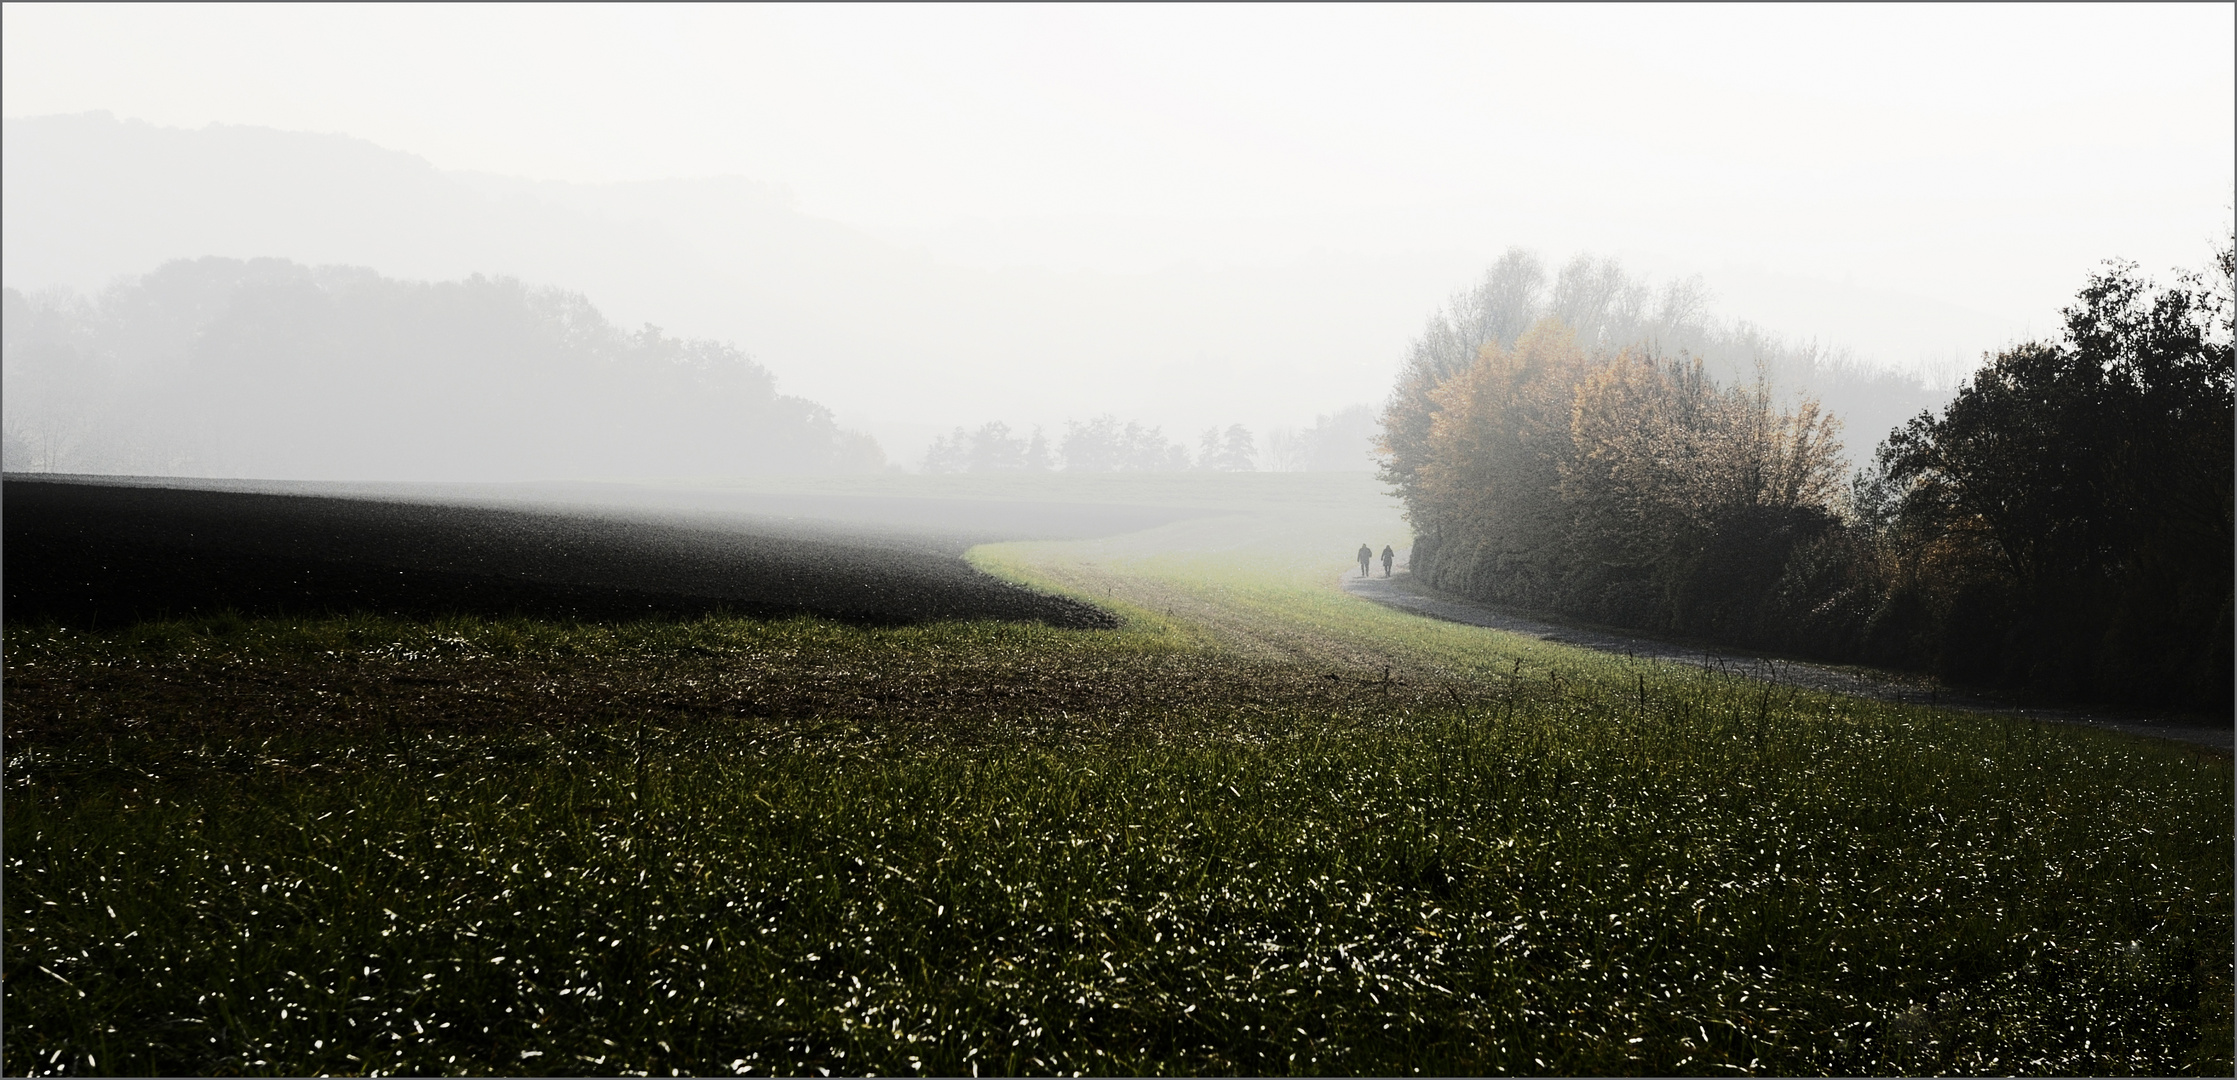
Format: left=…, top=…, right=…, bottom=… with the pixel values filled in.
left=1, top=477, right=1121, bottom=630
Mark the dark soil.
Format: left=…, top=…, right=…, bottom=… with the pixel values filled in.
left=2, top=477, right=1118, bottom=629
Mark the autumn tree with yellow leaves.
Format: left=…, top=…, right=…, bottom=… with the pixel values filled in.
left=1390, top=317, right=1845, bottom=638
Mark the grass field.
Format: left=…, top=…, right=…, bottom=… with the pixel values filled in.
left=5, top=473, right=2231, bottom=1076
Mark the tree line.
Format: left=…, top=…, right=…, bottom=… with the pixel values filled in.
left=1263, top=405, right=1380, bottom=472
left=1384, top=250, right=2233, bottom=710
left=922, top=417, right=1253, bottom=474
left=1, top=257, right=886, bottom=480
left=923, top=408, right=1381, bottom=473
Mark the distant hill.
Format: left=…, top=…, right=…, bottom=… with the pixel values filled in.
left=2, top=112, right=1974, bottom=465
left=1, top=112, right=1464, bottom=454
left=1, top=257, right=883, bottom=479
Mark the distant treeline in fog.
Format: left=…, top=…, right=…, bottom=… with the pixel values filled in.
left=925, top=406, right=1377, bottom=474
left=1387, top=250, right=2234, bottom=708
left=1, top=257, right=884, bottom=479
left=1263, top=406, right=1379, bottom=472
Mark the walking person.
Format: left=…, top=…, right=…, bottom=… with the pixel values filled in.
left=1357, top=543, right=1373, bottom=578
left=1381, top=544, right=1395, bottom=577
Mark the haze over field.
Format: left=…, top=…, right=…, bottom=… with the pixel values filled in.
left=2, top=4, right=2231, bottom=475
left=6, top=9, right=2235, bottom=1077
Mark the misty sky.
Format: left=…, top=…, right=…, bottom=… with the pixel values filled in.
left=5, top=3, right=2232, bottom=460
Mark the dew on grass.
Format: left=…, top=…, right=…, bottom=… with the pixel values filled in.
left=7, top=612, right=2232, bottom=1076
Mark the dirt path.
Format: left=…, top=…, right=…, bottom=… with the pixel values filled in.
left=1342, top=570, right=2232, bottom=752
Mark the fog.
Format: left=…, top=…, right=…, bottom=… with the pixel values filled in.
left=3, top=5, right=2231, bottom=480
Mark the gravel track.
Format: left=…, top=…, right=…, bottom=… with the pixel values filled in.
left=1343, top=568, right=2233, bottom=752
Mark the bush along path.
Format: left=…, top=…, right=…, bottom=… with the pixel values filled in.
left=1379, top=256, right=2234, bottom=713
left=1341, top=569, right=2234, bottom=753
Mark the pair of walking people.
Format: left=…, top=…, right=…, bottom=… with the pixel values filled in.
left=1357, top=543, right=1394, bottom=578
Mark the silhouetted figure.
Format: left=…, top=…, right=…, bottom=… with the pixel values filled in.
left=1357, top=543, right=1373, bottom=578
left=1381, top=545, right=1395, bottom=577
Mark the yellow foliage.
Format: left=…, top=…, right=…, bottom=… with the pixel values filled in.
left=1407, top=320, right=1589, bottom=592
left=1400, top=316, right=1847, bottom=610
left=1562, top=350, right=1845, bottom=562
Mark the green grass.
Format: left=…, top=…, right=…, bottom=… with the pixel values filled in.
left=5, top=473, right=2231, bottom=1076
